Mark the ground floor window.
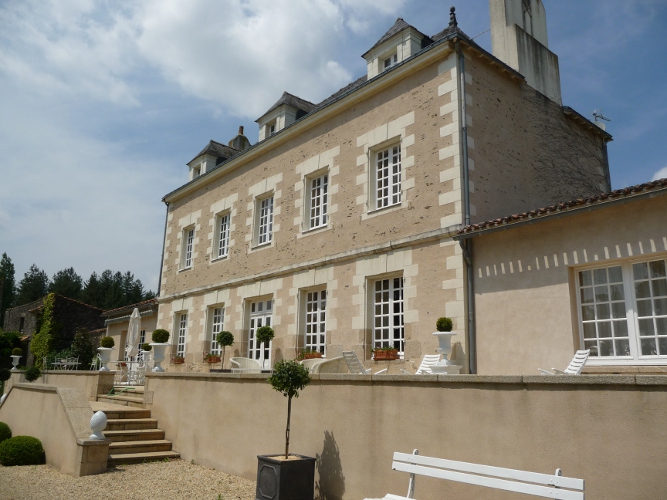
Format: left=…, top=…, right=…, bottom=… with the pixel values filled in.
left=176, top=313, right=187, bottom=357
left=304, top=289, right=326, bottom=355
left=209, top=307, right=224, bottom=354
left=248, top=299, right=272, bottom=364
left=577, top=257, right=667, bottom=362
left=373, top=276, right=404, bottom=352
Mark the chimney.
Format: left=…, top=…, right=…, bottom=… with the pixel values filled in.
left=228, top=125, right=251, bottom=151
left=489, top=0, right=561, bottom=104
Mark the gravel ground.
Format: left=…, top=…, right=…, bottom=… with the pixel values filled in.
left=0, top=459, right=256, bottom=500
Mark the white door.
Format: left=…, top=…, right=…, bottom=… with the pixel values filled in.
left=248, top=299, right=273, bottom=366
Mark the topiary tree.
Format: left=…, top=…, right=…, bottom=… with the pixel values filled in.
left=255, top=326, right=274, bottom=369
left=70, top=328, right=95, bottom=370
left=151, top=329, right=170, bottom=343
left=436, top=317, right=453, bottom=332
left=0, top=436, right=45, bottom=466
left=0, top=422, right=11, bottom=444
left=11, top=348, right=22, bottom=356
left=99, top=336, right=114, bottom=348
left=216, top=331, right=234, bottom=368
left=268, top=360, right=311, bottom=459
left=24, top=366, right=41, bottom=382
left=141, top=343, right=152, bottom=351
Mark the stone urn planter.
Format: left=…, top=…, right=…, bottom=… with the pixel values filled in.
left=10, top=355, right=21, bottom=371
left=150, top=343, right=169, bottom=372
left=97, top=347, right=113, bottom=372
left=430, top=331, right=461, bottom=374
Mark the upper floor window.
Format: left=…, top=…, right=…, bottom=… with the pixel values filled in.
left=383, top=52, right=398, bottom=71
left=215, top=213, right=230, bottom=259
left=308, top=174, right=328, bottom=230
left=577, top=258, right=667, bottom=362
left=193, top=165, right=201, bottom=178
left=265, top=120, right=277, bottom=138
left=375, top=144, right=401, bottom=210
left=182, top=227, right=194, bottom=269
left=256, top=196, right=274, bottom=246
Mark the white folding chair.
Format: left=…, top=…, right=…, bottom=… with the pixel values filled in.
left=539, top=350, right=590, bottom=375
left=400, top=354, right=441, bottom=375
left=342, top=351, right=387, bottom=375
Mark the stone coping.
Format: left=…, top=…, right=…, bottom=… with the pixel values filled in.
left=144, top=372, right=667, bottom=387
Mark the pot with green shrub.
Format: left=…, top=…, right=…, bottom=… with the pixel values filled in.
left=150, top=329, right=170, bottom=372
left=431, top=317, right=461, bottom=374
left=10, top=348, right=22, bottom=372
left=256, top=360, right=315, bottom=500
left=97, top=337, right=115, bottom=371
left=141, top=342, right=152, bottom=367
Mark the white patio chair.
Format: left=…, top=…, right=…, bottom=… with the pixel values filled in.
left=311, top=357, right=346, bottom=374
left=300, top=358, right=327, bottom=373
left=89, top=354, right=101, bottom=371
left=342, top=351, right=387, bottom=375
left=400, top=354, right=441, bottom=375
left=230, top=357, right=263, bottom=373
left=539, top=349, right=590, bottom=375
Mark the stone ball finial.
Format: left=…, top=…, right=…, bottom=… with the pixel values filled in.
left=449, top=6, right=458, bottom=27
left=89, top=411, right=108, bottom=440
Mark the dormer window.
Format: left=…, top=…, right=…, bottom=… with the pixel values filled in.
left=256, top=92, right=317, bottom=142
left=267, top=121, right=277, bottom=137
left=383, top=53, right=398, bottom=71
left=193, top=165, right=201, bottom=178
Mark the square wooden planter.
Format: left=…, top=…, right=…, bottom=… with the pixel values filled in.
left=256, top=454, right=315, bottom=500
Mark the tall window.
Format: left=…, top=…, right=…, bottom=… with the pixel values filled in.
left=182, top=227, right=194, bottom=269
left=257, top=196, right=274, bottom=245
left=215, top=213, right=230, bottom=259
left=304, top=290, right=326, bottom=354
left=308, top=174, right=328, bottom=230
left=373, top=277, right=404, bottom=352
left=248, top=299, right=272, bottom=363
left=375, top=144, right=401, bottom=209
left=577, top=258, right=667, bottom=361
left=210, top=306, right=224, bottom=354
left=176, top=313, right=187, bottom=357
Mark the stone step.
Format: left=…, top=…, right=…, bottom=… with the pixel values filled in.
left=104, top=428, right=165, bottom=442
left=111, top=386, right=145, bottom=395
left=108, top=450, right=180, bottom=466
left=109, top=440, right=173, bottom=454
left=96, top=395, right=144, bottom=408
left=106, top=418, right=158, bottom=431
left=102, top=409, right=152, bottom=420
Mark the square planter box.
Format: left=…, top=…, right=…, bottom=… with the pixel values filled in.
left=256, top=454, right=315, bottom=500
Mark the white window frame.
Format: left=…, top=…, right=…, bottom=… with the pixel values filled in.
left=306, top=173, right=328, bottom=231
left=255, top=195, right=274, bottom=246
left=372, top=143, right=402, bottom=211
left=383, top=52, right=398, bottom=71
left=372, top=276, right=404, bottom=355
left=576, top=256, right=667, bottom=365
left=209, top=306, right=225, bottom=354
left=175, top=312, right=188, bottom=357
left=181, top=227, right=195, bottom=269
left=214, top=212, right=231, bottom=260
left=302, top=288, right=326, bottom=355
left=248, top=299, right=273, bottom=364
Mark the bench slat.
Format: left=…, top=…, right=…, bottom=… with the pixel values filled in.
left=392, top=462, right=584, bottom=500
left=392, top=452, right=584, bottom=490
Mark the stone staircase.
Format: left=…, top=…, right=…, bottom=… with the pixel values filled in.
left=92, top=399, right=180, bottom=466
left=96, top=385, right=145, bottom=408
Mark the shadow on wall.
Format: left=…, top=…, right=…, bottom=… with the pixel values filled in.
left=315, top=430, right=345, bottom=500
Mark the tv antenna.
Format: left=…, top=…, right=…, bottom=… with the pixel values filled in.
left=592, top=109, right=611, bottom=123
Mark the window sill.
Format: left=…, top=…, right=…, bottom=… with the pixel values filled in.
left=210, top=255, right=229, bottom=264
left=178, top=266, right=192, bottom=273
left=250, top=241, right=273, bottom=252
left=587, top=358, right=667, bottom=366
left=301, top=224, right=330, bottom=237
left=367, top=202, right=404, bottom=218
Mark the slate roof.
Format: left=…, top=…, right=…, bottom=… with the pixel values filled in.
left=457, top=178, right=667, bottom=236
left=102, top=298, right=158, bottom=317
left=189, top=140, right=240, bottom=165
left=256, top=92, right=318, bottom=122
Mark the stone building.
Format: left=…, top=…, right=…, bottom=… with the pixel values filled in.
left=155, top=1, right=611, bottom=373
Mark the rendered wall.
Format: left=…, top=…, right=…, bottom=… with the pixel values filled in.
left=144, top=372, right=667, bottom=500
left=471, top=194, right=667, bottom=374
left=5, top=370, right=115, bottom=400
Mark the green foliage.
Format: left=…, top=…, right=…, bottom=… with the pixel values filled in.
left=15, top=264, right=49, bottom=306
left=0, top=330, right=21, bottom=370
left=48, top=267, right=83, bottom=301
left=0, top=368, right=11, bottom=382
left=297, top=348, right=322, bottom=360
left=11, top=347, right=22, bottom=356
left=216, top=331, right=234, bottom=347
left=24, top=366, right=41, bottom=382
left=151, top=329, right=170, bottom=343
left=436, top=317, right=453, bottom=332
left=0, top=253, right=16, bottom=325
left=81, top=269, right=154, bottom=310
left=255, top=326, right=275, bottom=345
left=0, top=436, right=45, bottom=466
left=100, top=336, right=114, bottom=348
left=372, top=346, right=398, bottom=352
left=30, top=293, right=57, bottom=368
left=70, top=329, right=95, bottom=370
left=141, top=343, right=152, bottom=351
left=0, top=422, right=11, bottom=444
left=268, top=360, right=311, bottom=400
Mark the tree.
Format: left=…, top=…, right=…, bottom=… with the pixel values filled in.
left=81, top=272, right=103, bottom=308
left=15, top=265, right=49, bottom=306
left=0, top=253, right=16, bottom=324
left=49, top=267, right=82, bottom=301
left=70, top=328, right=95, bottom=370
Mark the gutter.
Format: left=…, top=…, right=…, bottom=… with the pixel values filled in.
left=157, top=202, right=169, bottom=297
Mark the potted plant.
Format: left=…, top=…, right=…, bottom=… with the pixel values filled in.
left=256, top=360, right=315, bottom=500
left=97, top=336, right=115, bottom=371
left=297, top=348, right=323, bottom=360
left=255, top=325, right=274, bottom=369
left=171, top=354, right=185, bottom=364
left=372, top=346, right=400, bottom=361
left=216, top=331, right=234, bottom=369
left=150, top=329, right=170, bottom=372
left=431, top=317, right=461, bottom=374
left=203, top=352, right=221, bottom=364
left=10, top=348, right=22, bottom=372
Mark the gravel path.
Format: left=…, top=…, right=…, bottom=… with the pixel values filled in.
left=0, top=459, right=256, bottom=500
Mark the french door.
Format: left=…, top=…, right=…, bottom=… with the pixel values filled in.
left=248, top=299, right=273, bottom=366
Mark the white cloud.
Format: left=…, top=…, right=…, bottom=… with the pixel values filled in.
left=652, top=166, right=667, bottom=181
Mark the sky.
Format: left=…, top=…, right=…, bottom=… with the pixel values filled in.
left=0, top=0, right=666, bottom=294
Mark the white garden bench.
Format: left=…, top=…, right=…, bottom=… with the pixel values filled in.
left=365, top=450, right=584, bottom=500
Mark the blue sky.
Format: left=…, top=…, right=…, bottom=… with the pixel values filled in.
left=0, top=0, right=665, bottom=293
